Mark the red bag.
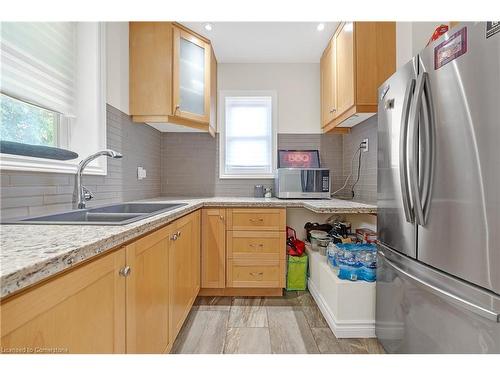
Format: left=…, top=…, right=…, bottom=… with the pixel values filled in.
left=286, top=226, right=305, bottom=256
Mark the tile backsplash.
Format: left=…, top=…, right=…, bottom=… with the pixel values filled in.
left=339, top=115, right=378, bottom=203
left=159, top=117, right=377, bottom=203
left=0, top=110, right=378, bottom=220
left=0, top=105, right=162, bottom=220
left=160, top=133, right=345, bottom=198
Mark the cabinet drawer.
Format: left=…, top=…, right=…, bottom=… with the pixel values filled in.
left=227, top=231, right=285, bottom=260
left=226, top=259, right=285, bottom=288
left=226, top=208, right=285, bottom=231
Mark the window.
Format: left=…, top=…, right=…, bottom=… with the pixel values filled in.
left=1, top=93, right=60, bottom=147
left=219, top=91, right=277, bottom=179
left=0, top=22, right=106, bottom=175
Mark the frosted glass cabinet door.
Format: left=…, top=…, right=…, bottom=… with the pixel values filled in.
left=173, top=27, right=210, bottom=123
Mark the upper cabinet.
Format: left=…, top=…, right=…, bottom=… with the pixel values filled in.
left=321, top=22, right=396, bottom=133
left=130, top=22, right=217, bottom=136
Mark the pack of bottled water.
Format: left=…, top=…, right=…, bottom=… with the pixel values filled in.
left=326, top=243, right=377, bottom=282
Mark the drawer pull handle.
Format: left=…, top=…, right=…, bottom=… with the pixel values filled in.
left=249, top=243, right=265, bottom=248
left=249, top=218, right=264, bottom=223
left=250, top=272, right=264, bottom=276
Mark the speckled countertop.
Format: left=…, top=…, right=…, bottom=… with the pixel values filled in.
left=0, top=197, right=376, bottom=298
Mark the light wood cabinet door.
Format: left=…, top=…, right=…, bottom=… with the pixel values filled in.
left=0, top=249, right=126, bottom=354
left=209, top=47, right=217, bottom=136
left=335, top=22, right=355, bottom=118
left=201, top=208, right=226, bottom=288
left=129, top=22, right=173, bottom=117
left=320, top=39, right=337, bottom=127
left=125, top=226, right=172, bottom=354
left=169, top=211, right=200, bottom=342
left=172, top=26, right=211, bottom=124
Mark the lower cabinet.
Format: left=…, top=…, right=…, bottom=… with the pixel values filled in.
left=200, top=208, right=286, bottom=295
left=0, top=248, right=127, bottom=354
left=0, top=210, right=201, bottom=354
left=201, top=208, right=226, bottom=288
left=125, top=225, right=172, bottom=354
left=169, top=210, right=200, bottom=343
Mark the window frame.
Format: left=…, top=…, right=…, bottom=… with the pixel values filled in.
left=0, top=23, right=107, bottom=176
left=218, top=90, right=278, bottom=179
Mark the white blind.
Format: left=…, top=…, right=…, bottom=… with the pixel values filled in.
left=224, top=96, right=273, bottom=176
left=0, top=22, right=76, bottom=116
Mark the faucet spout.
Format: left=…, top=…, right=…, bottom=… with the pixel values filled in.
left=74, top=149, right=123, bottom=209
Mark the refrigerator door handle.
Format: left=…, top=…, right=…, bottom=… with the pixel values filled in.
left=399, top=78, right=416, bottom=223
left=420, top=73, right=436, bottom=224
left=378, top=250, right=500, bottom=323
left=408, top=72, right=426, bottom=225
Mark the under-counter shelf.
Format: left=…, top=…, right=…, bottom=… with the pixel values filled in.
left=307, top=248, right=376, bottom=338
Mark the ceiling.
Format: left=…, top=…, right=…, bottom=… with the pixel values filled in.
left=181, top=22, right=339, bottom=63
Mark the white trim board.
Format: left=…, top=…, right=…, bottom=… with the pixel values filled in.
left=308, top=277, right=376, bottom=338
left=306, top=249, right=376, bottom=338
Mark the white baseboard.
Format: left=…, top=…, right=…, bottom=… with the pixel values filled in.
left=308, top=277, right=376, bottom=338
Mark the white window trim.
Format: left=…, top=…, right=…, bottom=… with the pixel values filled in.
left=0, top=23, right=107, bottom=176
left=218, top=90, right=278, bottom=179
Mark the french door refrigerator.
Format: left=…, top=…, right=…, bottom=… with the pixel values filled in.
left=376, top=22, right=500, bottom=353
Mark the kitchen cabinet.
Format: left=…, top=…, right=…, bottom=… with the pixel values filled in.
left=130, top=22, right=217, bottom=136
left=320, top=22, right=396, bottom=132
left=201, top=208, right=226, bottom=288
left=169, top=210, right=200, bottom=342
left=320, top=39, right=336, bottom=127
left=125, top=225, right=172, bottom=354
left=226, top=208, right=286, bottom=289
left=0, top=210, right=201, bottom=354
left=199, top=208, right=286, bottom=294
left=0, top=248, right=126, bottom=354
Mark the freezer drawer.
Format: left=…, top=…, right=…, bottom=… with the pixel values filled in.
left=376, top=244, right=500, bottom=353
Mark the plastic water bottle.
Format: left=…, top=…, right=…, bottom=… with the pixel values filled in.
left=337, top=248, right=360, bottom=281
left=326, top=242, right=337, bottom=270
left=356, top=250, right=377, bottom=282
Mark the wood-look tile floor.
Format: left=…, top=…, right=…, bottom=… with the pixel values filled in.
left=171, top=290, right=385, bottom=354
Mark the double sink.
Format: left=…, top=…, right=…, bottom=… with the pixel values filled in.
left=4, top=202, right=187, bottom=225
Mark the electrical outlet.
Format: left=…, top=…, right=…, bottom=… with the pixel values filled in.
left=361, top=138, right=369, bottom=152
left=137, top=166, right=147, bottom=180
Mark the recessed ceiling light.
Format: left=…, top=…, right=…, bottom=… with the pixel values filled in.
left=317, top=23, right=325, bottom=31
left=204, top=23, right=213, bottom=31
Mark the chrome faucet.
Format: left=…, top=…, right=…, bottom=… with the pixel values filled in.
left=74, top=150, right=123, bottom=209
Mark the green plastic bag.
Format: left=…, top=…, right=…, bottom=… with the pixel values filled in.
left=286, top=255, right=308, bottom=291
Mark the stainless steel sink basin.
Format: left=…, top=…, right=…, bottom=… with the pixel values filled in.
left=3, top=202, right=187, bottom=225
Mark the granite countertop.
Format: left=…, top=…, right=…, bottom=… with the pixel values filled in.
left=0, top=197, right=376, bottom=298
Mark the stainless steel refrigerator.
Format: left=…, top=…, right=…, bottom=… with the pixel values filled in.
left=376, top=22, right=500, bottom=353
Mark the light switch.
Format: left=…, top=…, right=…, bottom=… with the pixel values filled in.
left=137, top=166, right=147, bottom=180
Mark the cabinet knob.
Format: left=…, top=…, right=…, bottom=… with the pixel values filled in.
left=176, top=231, right=181, bottom=238
left=170, top=233, right=178, bottom=241
left=250, top=272, right=264, bottom=277
left=119, top=266, right=131, bottom=277
left=329, top=108, right=336, bottom=114
left=219, top=215, right=224, bottom=221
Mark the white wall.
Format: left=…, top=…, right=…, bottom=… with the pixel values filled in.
left=106, top=22, right=129, bottom=114
left=218, top=63, right=321, bottom=134
left=396, top=22, right=449, bottom=68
